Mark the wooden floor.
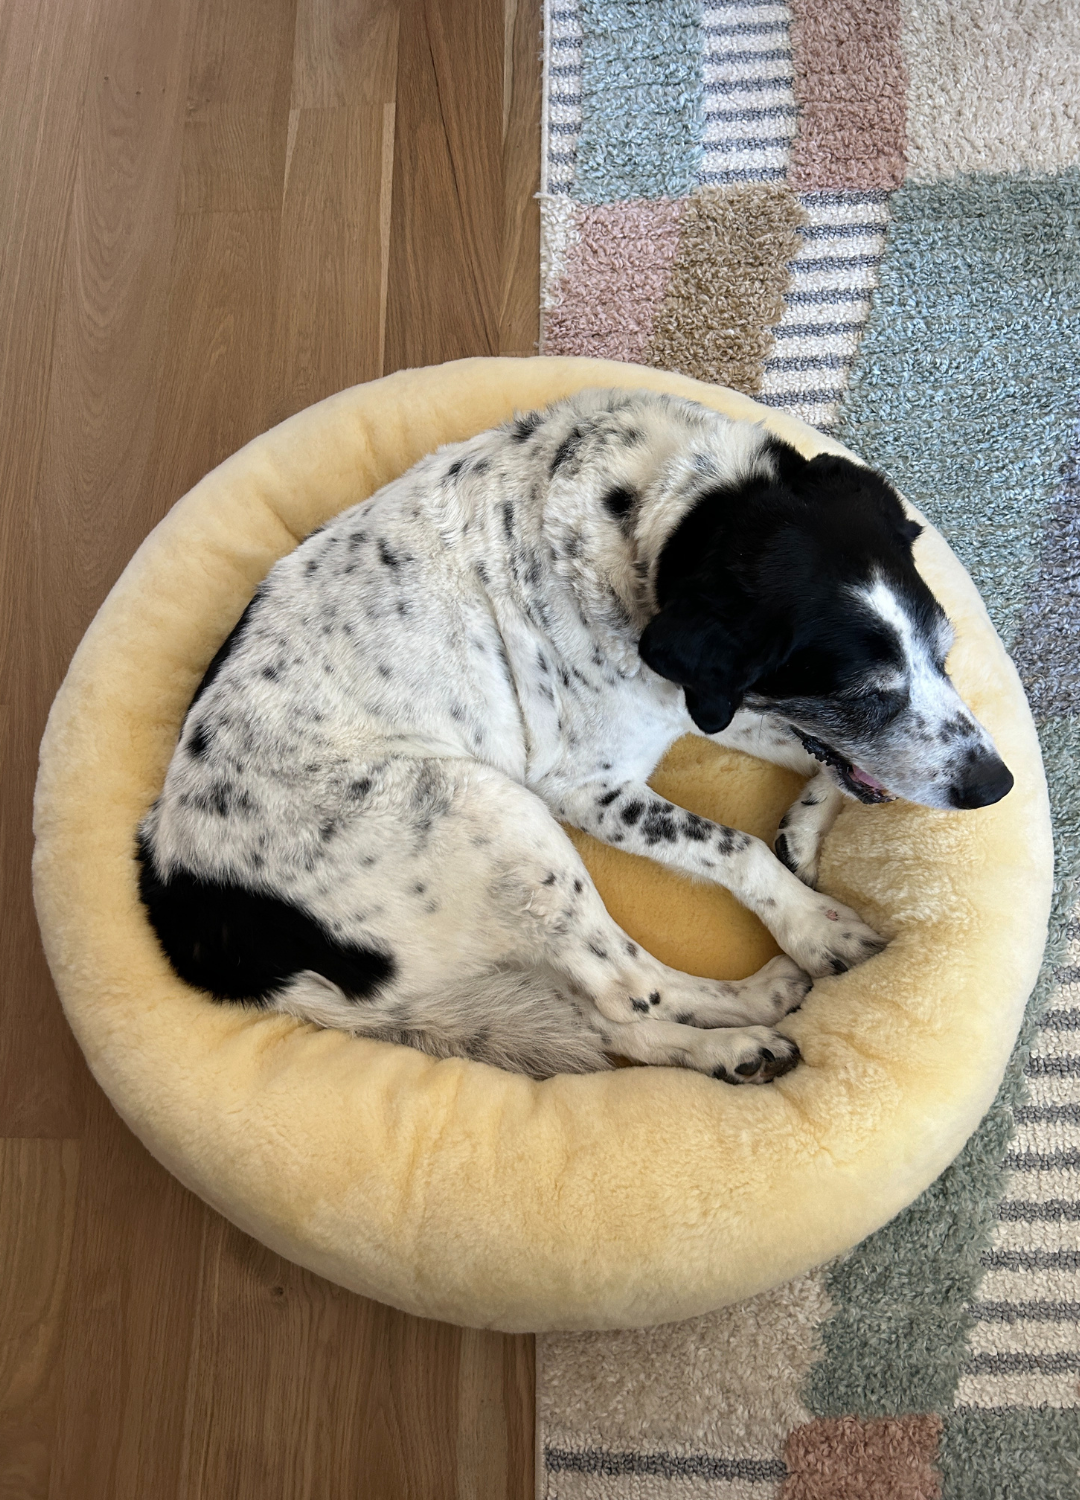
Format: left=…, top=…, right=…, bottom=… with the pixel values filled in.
left=0, top=1, right=541, bottom=1494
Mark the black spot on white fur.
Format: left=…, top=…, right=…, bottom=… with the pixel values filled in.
left=602, top=485, right=636, bottom=523
left=187, top=723, right=210, bottom=758
left=510, top=411, right=543, bottom=443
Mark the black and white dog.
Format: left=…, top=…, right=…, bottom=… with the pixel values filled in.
left=138, top=389, right=1013, bottom=1082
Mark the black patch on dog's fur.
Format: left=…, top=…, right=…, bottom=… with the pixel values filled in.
left=602, top=485, right=636, bottom=521
left=638, top=441, right=944, bottom=734
left=187, top=723, right=209, bottom=758
left=137, top=833, right=394, bottom=1004
left=641, top=807, right=677, bottom=843
left=550, top=426, right=585, bottom=476
left=510, top=411, right=543, bottom=442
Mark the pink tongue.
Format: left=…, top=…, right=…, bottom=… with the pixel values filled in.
left=850, top=765, right=888, bottom=793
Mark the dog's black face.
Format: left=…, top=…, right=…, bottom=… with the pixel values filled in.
left=639, top=440, right=1013, bottom=811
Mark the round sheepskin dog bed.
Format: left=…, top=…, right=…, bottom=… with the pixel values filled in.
left=33, top=357, right=1052, bottom=1332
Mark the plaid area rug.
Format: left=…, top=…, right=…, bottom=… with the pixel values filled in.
left=537, top=2, right=1080, bottom=1495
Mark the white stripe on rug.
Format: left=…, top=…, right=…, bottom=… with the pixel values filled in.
left=544, top=0, right=582, bottom=197
left=959, top=903, right=1080, bottom=1411
left=757, top=192, right=890, bottom=430
left=699, top=1, right=796, bottom=187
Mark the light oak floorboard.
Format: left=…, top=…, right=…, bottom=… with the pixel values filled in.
left=2, top=0, right=541, bottom=1494
left=0, top=1139, right=80, bottom=1498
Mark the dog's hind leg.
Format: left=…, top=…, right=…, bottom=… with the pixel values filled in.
left=275, top=963, right=616, bottom=1078
left=275, top=761, right=807, bottom=1078
left=602, top=1015, right=800, bottom=1084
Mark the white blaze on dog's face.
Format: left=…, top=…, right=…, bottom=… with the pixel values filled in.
left=771, top=575, right=1014, bottom=811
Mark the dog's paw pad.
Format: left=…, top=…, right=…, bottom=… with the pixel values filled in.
left=712, top=1035, right=800, bottom=1085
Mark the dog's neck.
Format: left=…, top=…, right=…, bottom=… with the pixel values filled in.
left=539, top=427, right=778, bottom=676
left=538, top=502, right=649, bottom=676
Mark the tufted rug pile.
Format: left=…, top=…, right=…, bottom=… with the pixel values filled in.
left=537, top=1, right=1080, bottom=1495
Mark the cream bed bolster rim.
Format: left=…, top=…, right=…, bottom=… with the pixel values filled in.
left=32, top=357, right=1052, bottom=1332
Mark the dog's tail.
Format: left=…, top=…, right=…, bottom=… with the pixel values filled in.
left=272, top=967, right=615, bottom=1079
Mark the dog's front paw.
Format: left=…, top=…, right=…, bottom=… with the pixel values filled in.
left=772, top=893, right=886, bottom=979
left=775, top=825, right=822, bottom=889
left=707, top=1026, right=801, bottom=1085
left=774, top=773, right=846, bottom=889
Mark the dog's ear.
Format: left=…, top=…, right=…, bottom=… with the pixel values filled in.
left=796, top=453, right=923, bottom=549
left=763, top=436, right=810, bottom=488
left=638, top=596, right=789, bottom=734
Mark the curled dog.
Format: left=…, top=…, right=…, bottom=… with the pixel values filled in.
left=138, top=390, right=1013, bottom=1082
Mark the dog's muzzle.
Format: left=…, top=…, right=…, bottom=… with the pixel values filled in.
left=789, top=728, right=894, bottom=805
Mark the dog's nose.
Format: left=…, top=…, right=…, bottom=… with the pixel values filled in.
left=949, top=751, right=1014, bottom=809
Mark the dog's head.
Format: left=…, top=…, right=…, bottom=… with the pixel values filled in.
left=638, top=439, right=1013, bottom=810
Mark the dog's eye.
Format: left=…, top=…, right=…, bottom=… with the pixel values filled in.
left=861, top=686, right=907, bottom=717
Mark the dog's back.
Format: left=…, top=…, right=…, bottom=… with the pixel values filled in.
left=138, top=390, right=766, bottom=1073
